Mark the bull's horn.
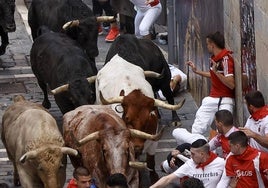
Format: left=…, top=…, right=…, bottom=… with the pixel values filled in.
left=51, top=84, right=69, bottom=95
left=78, top=131, right=100, bottom=145
left=129, top=161, right=152, bottom=171
left=62, top=20, right=80, bottom=30
left=87, top=75, right=97, bottom=83
left=100, top=91, right=123, bottom=105
left=96, top=16, right=115, bottom=23
left=19, top=150, right=38, bottom=163
left=61, top=147, right=78, bottom=156
left=154, top=98, right=185, bottom=110
left=144, top=71, right=161, bottom=78
left=129, top=128, right=164, bottom=141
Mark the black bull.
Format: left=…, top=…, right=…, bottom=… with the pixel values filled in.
left=105, top=34, right=181, bottom=122
left=28, top=0, right=100, bottom=70
left=0, top=0, right=16, bottom=55
left=30, top=30, right=97, bottom=115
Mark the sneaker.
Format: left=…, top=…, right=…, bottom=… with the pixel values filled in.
left=105, top=27, right=120, bottom=42
left=98, top=25, right=103, bottom=35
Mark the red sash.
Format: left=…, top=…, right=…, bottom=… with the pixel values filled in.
left=251, top=105, right=268, bottom=121
left=196, top=151, right=217, bottom=170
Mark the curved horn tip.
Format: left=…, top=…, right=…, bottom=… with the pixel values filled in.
left=19, top=154, right=27, bottom=163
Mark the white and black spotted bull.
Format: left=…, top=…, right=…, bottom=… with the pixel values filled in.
left=1, top=95, right=78, bottom=188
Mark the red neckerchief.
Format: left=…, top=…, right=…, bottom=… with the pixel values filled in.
left=148, top=0, right=159, bottom=6
left=211, top=49, right=233, bottom=62
left=236, top=146, right=258, bottom=161
left=67, top=178, right=77, bottom=188
left=251, top=105, right=268, bottom=121
left=196, top=151, right=217, bottom=170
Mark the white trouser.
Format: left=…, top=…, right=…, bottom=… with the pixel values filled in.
left=134, top=3, right=162, bottom=37
left=172, top=128, right=207, bottom=145
left=191, top=96, right=234, bottom=135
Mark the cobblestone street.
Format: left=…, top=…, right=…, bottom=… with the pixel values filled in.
left=0, top=0, right=197, bottom=187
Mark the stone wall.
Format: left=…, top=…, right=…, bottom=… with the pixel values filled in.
left=254, top=0, right=268, bottom=101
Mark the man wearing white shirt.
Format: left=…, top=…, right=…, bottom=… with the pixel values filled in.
left=150, top=139, right=225, bottom=188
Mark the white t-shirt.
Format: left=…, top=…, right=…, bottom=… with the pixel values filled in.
left=173, top=157, right=225, bottom=188
left=244, top=115, right=268, bottom=152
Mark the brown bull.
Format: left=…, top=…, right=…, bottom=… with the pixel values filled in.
left=63, top=105, right=163, bottom=188
left=1, top=95, right=78, bottom=188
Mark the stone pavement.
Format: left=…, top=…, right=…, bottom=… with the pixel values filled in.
left=0, top=0, right=198, bottom=187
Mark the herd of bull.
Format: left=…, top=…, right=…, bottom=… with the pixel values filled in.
left=1, top=0, right=185, bottom=187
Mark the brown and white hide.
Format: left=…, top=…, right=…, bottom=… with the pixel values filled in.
left=63, top=105, right=139, bottom=188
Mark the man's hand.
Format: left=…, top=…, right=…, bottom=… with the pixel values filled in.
left=210, top=58, right=218, bottom=73
left=239, top=127, right=257, bottom=138
left=186, top=61, right=197, bottom=73
left=171, top=149, right=180, bottom=157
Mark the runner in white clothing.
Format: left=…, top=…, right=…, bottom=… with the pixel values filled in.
left=130, top=0, right=162, bottom=39
left=239, top=90, right=268, bottom=153
left=150, top=139, right=225, bottom=188
left=161, top=110, right=238, bottom=174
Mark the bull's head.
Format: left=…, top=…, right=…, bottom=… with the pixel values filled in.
left=50, top=76, right=96, bottom=108
left=100, top=89, right=185, bottom=154
left=0, top=0, right=16, bottom=32
left=19, top=146, right=78, bottom=188
left=74, top=127, right=162, bottom=173
left=62, top=16, right=114, bottom=59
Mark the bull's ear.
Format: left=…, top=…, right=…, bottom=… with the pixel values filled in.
left=119, top=90, right=125, bottom=96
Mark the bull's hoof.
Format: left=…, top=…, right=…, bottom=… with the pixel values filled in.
left=150, top=171, right=159, bottom=184
left=14, top=178, right=21, bottom=186
left=0, top=47, right=6, bottom=56
left=0, top=44, right=8, bottom=56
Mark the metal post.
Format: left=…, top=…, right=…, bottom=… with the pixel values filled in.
left=167, top=0, right=175, bottom=64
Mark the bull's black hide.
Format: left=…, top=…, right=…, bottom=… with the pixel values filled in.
left=0, top=0, right=16, bottom=55
left=28, top=0, right=99, bottom=61
left=30, top=29, right=97, bottom=114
